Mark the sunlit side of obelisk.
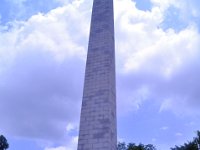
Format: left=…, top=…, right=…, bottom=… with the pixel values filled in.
left=77, top=0, right=117, bottom=149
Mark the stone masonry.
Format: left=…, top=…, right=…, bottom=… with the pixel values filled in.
left=77, top=0, right=117, bottom=149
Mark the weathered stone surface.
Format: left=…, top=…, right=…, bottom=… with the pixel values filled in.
left=77, top=0, right=117, bottom=149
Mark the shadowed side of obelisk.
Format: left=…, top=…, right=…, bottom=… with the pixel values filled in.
left=77, top=0, right=116, bottom=149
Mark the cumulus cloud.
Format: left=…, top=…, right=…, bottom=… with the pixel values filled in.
left=44, top=136, right=78, bottom=150
left=175, top=132, right=183, bottom=137
left=1, top=0, right=200, bottom=149
left=115, top=0, right=200, bottom=116
left=160, top=126, right=169, bottom=131
left=0, top=0, right=92, bottom=145
left=0, top=0, right=65, bottom=24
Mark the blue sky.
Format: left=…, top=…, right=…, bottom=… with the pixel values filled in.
left=0, top=0, right=200, bottom=150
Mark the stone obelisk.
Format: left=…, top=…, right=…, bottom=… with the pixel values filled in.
left=77, top=0, right=117, bottom=149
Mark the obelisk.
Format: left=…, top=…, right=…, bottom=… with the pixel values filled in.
left=77, top=0, right=117, bottom=149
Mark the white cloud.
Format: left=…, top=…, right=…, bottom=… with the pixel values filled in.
left=150, top=0, right=178, bottom=10
left=115, top=0, right=200, bottom=116
left=160, top=126, right=169, bottom=131
left=66, top=123, right=77, bottom=132
left=0, top=0, right=91, bottom=144
left=44, top=136, right=78, bottom=150
left=45, top=147, right=67, bottom=150
left=175, top=133, right=183, bottom=137
left=174, top=0, right=200, bottom=22
left=1, top=0, right=200, bottom=149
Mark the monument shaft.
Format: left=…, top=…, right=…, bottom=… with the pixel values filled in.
left=77, top=0, right=117, bottom=149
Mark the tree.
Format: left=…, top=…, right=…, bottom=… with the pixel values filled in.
left=171, top=131, right=200, bottom=150
left=0, top=135, right=9, bottom=150
left=117, top=142, right=156, bottom=150
left=117, top=142, right=127, bottom=150
left=144, top=144, right=157, bottom=150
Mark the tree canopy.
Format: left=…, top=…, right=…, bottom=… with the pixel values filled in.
left=171, top=131, right=200, bottom=150
left=0, top=135, right=9, bottom=150
left=118, top=130, right=200, bottom=150
left=117, top=142, right=157, bottom=150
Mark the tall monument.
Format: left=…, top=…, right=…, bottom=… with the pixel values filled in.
left=77, top=0, right=117, bottom=149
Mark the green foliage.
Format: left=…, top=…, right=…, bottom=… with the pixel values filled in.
left=0, top=135, right=9, bottom=150
left=118, top=130, right=200, bottom=150
left=117, top=142, right=156, bottom=150
left=171, top=131, right=200, bottom=150
left=144, top=144, right=157, bottom=150
left=117, top=142, right=127, bottom=150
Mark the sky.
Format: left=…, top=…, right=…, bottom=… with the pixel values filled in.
left=0, top=0, right=200, bottom=150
